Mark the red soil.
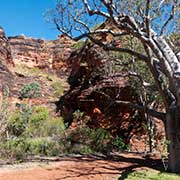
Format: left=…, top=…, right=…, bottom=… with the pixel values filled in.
left=0, top=153, right=163, bottom=180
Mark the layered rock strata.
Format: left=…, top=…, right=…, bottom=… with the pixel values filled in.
left=8, top=34, right=74, bottom=73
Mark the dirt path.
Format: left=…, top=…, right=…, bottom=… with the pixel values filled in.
left=0, top=153, right=163, bottom=180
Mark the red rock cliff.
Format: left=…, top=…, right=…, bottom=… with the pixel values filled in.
left=0, top=27, right=13, bottom=90
left=8, top=34, right=74, bottom=73
left=0, top=26, right=13, bottom=66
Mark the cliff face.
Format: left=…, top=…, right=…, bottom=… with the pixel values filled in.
left=0, top=26, right=75, bottom=106
left=56, top=44, right=144, bottom=142
left=8, top=34, right=74, bottom=74
left=0, top=27, right=13, bottom=90
left=0, top=27, right=13, bottom=66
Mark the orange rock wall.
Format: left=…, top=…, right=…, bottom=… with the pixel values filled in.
left=0, top=27, right=13, bottom=66
left=8, top=34, right=74, bottom=72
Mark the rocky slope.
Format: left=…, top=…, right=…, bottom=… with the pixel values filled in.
left=0, top=27, right=72, bottom=111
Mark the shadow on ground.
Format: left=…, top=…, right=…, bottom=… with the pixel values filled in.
left=44, top=153, right=165, bottom=180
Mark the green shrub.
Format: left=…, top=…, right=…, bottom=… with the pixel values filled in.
left=65, top=127, right=112, bottom=154
left=42, top=117, right=65, bottom=136
left=8, top=111, right=27, bottom=137
left=51, top=81, right=64, bottom=97
left=27, top=106, right=65, bottom=137
left=27, top=137, right=60, bottom=156
left=29, top=106, right=49, bottom=125
left=1, top=137, right=62, bottom=159
left=112, top=136, right=130, bottom=151
left=73, top=109, right=84, bottom=120
left=1, top=104, right=67, bottom=160
left=7, top=104, right=32, bottom=137
left=8, top=105, right=65, bottom=138
left=19, top=82, right=41, bottom=99
left=2, top=137, right=29, bottom=160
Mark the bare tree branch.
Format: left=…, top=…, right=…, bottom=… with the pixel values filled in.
left=145, top=0, right=151, bottom=36
left=115, top=100, right=165, bottom=120
left=82, top=0, right=110, bottom=18
left=160, top=1, right=176, bottom=35
left=94, top=89, right=165, bottom=120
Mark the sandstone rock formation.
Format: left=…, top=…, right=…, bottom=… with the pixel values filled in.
left=56, top=44, right=144, bottom=141
left=0, top=26, right=74, bottom=108
left=0, top=26, right=14, bottom=66
left=0, top=27, right=13, bottom=91
left=9, top=34, right=74, bottom=74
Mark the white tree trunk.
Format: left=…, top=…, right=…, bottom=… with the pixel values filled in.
left=166, top=105, right=180, bottom=172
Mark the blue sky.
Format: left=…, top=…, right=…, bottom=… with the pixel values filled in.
left=0, top=0, right=59, bottom=40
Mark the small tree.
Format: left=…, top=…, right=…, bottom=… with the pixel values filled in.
left=51, top=0, right=180, bottom=172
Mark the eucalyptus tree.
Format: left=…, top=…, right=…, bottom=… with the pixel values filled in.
left=51, top=0, right=180, bottom=172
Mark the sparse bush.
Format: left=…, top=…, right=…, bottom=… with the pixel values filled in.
left=73, top=109, right=84, bottom=120
left=42, top=117, right=65, bottom=136
left=2, top=101, right=130, bottom=161
left=0, top=137, right=62, bottom=159
left=112, top=136, right=130, bottom=151
left=51, top=81, right=64, bottom=97
left=27, top=137, right=60, bottom=156
left=65, top=127, right=112, bottom=154
left=19, top=82, right=41, bottom=99
left=30, top=106, right=49, bottom=125
left=7, top=105, right=65, bottom=138
left=7, top=104, right=31, bottom=137
left=8, top=111, right=27, bottom=137
left=1, top=137, right=29, bottom=160
left=26, top=106, right=65, bottom=137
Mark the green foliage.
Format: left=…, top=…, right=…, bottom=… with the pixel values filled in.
left=8, top=111, right=27, bottom=137
left=29, top=106, right=49, bottom=126
left=42, top=117, right=65, bottom=136
left=112, top=136, right=130, bottom=151
left=27, top=137, right=60, bottom=156
left=51, top=81, right=64, bottom=97
left=7, top=104, right=31, bottom=137
left=3, top=102, right=130, bottom=160
left=73, top=109, right=84, bottom=120
left=2, top=104, right=66, bottom=160
left=0, top=137, right=62, bottom=159
left=8, top=105, right=65, bottom=138
left=122, top=170, right=180, bottom=180
left=19, top=82, right=41, bottom=99
left=66, top=127, right=112, bottom=154
left=1, top=137, right=29, bottom=160
left=71, top=41, right=85, bottom=49
left=89, top=128, right=111, bottom=151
